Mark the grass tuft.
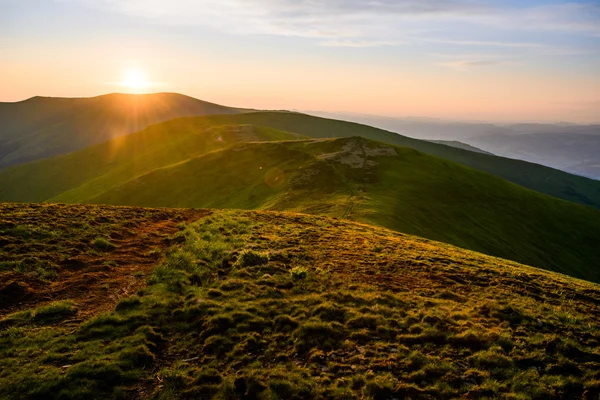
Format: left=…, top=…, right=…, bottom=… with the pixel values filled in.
left=92, top=236, right=117, bottom=251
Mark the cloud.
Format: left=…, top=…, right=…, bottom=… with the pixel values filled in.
left=424, top=39, right=545, bottom=48
left=319, top=39, right=406, bottom=48
left=439, top=59, right=516, bottom=70
left=67, top=0, right=600, bottom=47
left=492, top=2, right=600, bottom=35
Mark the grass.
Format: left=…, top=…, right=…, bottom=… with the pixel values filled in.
left=0, top=120, right=304, bottom=204
left=82, top=137, right=600, bottom=283
left=1, top=205, right=599, bottom=399
left=92, top=237, right=116, bottom=251
left=2, top=115, right=600, bottom=283
left=194, top=112, right=600, bottom=210
left=0, top=202, right=206, bottom=318
left=3, top=88, right=600, bottom=215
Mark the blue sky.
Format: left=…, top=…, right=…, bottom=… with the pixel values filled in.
left=1, top=0, right=599, bottom=122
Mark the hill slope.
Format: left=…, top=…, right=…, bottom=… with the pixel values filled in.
left=0, top=92, right=245, bottom=168
left=1, top=203, right=599, bottom=400
left=0, top=121, right=305, bottom=203
left=2, top=108, right=599, bottom=209
left=0, top=115, right=599, bottom=282
left=86, top=136, right=600, bottom=283
left=186, top=113, right=600, bottom=209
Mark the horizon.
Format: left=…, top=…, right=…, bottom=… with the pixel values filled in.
left=2, top=91, right=599, bottom=126
left=2, top=0, right=600, bottom=123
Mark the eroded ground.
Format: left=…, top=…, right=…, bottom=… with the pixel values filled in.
left=0, top=203, right=208, bottom=319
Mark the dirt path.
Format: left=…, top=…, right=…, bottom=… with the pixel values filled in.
left=0, top=205, right=209, bottom=320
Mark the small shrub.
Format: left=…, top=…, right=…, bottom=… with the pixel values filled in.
left=92, top=237, right=116, bottom=251
left=220, top=279, right=246, bottom=291
left=35, top=266, right=58, bottom=281
left=312, top=302, right=347, bottom=323
left=232, top=374, right=267, bottom=398
left=347, top=314, right=380, bottom=330
left=291, top=266, right=308, bottom=280
left=469, top=347, right=513, bottom=370
left=67, top=359, right=124, bottom=385
left=32, top=301, right=77, bottom=324
left=235, top=250, right=269, bottom=268
left=118, top=345, right=155, bottom=367
left=193, top=368, right=222, bottom=385
left=274, top=315, right=299, bottom=332
left=158, top=365, right=193, bottom=393
left=269, top=375, right=315, bottom=398
left=450, top=329, right=490, bottom=350
left=294, top=320, right=343, bottom=352
left=115, top=297, right=142, bottom=312
left=364, top=373, right=398, bottom=399
left=206, top=314, right=235, bottom=334
left=203, top=335, right=233, bottom=355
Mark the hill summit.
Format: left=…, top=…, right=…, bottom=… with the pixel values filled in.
left=0, top=92, right=245, bottom=168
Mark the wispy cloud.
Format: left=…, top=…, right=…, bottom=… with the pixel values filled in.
left=439, top=59, right=516, bottom=70
left=67, top=0, right=600, bottom=48
left=423, top=39, right=546, bottom=48
left=319, top=39, right=406, bottom=48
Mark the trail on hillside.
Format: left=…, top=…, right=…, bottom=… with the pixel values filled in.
left=0, top=204, right=209, bottom=320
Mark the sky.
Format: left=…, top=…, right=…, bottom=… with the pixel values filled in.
left=1, top=0, right=600, bottom=123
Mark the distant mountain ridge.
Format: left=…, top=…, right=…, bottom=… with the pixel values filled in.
left=466, top=132, right=600, bottom=180
left=427, top=140, right=494, bottom=155
left=0, top=92, right=246, bottom=168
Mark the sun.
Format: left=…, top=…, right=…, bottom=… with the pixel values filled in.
left=122, top=69, right=148, bottom=91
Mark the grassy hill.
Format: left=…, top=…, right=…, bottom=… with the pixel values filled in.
left=0, top=121, right=304, bottom=203
left=0, top=92, right=245, bottom=168
left=86, top=137, right=600, bottom=283
left=0, top=115, right=599, bottom=282
left=183, top=112, right=600, bottom=209
left=1, top=203, right=599, bottom=400
left=2, top=104, right=599, bottom=209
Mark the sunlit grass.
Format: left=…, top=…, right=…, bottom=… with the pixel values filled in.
left=1, top=206, right=599, bottom=399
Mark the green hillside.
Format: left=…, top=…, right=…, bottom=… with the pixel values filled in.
left=1, top=203, right=599, bottom=400
left=1, top=114, right=599, bottom=282
left=0, top=92, right=245, bottom=168
left=184, top=112, right=600, bottom=209
left=85, top=137, right=600, bottom=283
left=0, top=122, right=305, bottom=203
left=2, top=107, right=599, bottom=210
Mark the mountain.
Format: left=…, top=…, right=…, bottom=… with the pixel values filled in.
left=1, top=203, right=599, bottom=399
left=427, top=140, right=494, bottom=155
left=0, top=92, right=245, bottom=168
left=1, top=116, right=599, bottom=282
